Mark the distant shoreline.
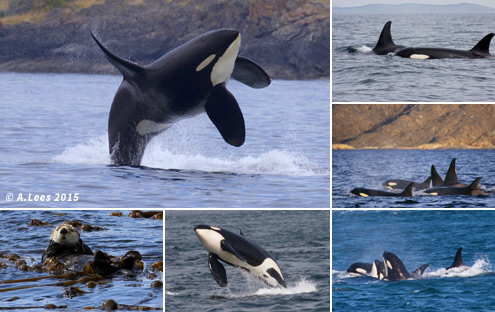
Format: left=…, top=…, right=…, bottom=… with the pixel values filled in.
left=332, top=144, right=495, bottom=150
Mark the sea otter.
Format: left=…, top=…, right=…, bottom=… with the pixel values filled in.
left=41, top=224, right=93, bottom=263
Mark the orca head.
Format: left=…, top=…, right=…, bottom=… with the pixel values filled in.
left=347, top=262, right=372, bottom=276
left=383, top=251, right=410, bottom=281
left=194, top=225, right=224, bottom=254
left=258, top=258, right=286, bottom=288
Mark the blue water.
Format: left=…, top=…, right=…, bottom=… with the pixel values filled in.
left=332, top=149, right=495, bottom=208
left=165, top=210, right=330, bottom=312
left=0, top=73, right=329, bottom=207
left=332, top=13, right=495, bottom=102
left=332, top=210, right=495, bottom=311
left=0, top=210, right=163, bottom=310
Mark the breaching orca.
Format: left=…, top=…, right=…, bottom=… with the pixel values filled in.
left=351, top=182, right=414, bottom=197
left=194, top=225, right=286, bottom=288
left=91, top=29, right=271, bottom=166
left=383, top=177, right=431, bottom=191
left=446, top=247, right=469, bottom=270
left=373, top=21, right=494, bottom=59
left=383, top=251, right=429, bottom=281
left=346, top=262, right=373, bottom=276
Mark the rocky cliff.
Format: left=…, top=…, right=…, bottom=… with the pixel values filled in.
left=332, top=104, right=495, bottom=149
left=0, top=0, right=329, bottom=79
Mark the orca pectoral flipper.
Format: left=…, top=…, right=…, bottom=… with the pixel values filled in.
left=205, top=83, right=245, bottom=147
left=232, top=56, right=271, bottom=88
left=221, top=240, right=247, bottom=262
left=208, top=253, right=228, bottom=287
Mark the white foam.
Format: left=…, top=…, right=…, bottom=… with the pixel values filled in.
left=52, top=135, right=324, bottom=176
left=425, top=258, right=493, bottom=278
left=357, top=45, right=373, bottom=53
left=228, top=278, right=317, bottom=298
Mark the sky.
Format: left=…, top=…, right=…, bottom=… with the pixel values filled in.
left=332, top=0, right=495, bottom=8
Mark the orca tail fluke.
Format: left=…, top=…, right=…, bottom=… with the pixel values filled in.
left=470, top=33, right=494, bottom=56
left=447, top=247, right=465, bottom=269
left=90, top=30, right=144, bottom=79
left=412, top=263, right=430, bottom=276
left=400, top=182, right=414, bottom=197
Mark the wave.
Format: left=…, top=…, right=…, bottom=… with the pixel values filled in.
left=52, top=135, right=325, bottom=176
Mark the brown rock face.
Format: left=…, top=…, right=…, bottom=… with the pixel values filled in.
left=332, top=104, right=495, bottom=149
left=0, top=0, right=329, bottom=79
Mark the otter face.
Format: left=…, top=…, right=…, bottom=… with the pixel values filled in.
left=50, top=224, right=80, bottom=246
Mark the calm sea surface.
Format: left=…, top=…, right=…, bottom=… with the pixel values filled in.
left=333, top=210, right=495, bottom=312
left=0, top=73, right=329, bottom=208
left=332, top=149, right=495, bottom=208
left=0, top=210, right=163, bottom=310
left=332, top=13, right=495, bottom=102
left=165, top=210, right=330, bottom=312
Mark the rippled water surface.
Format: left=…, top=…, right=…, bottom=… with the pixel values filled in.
left=0, top=210, right=163, bottom=310
left=332, top=149, right=495, bottom=208
left=332, top=13, right=495, bottom=102
left=333, top=210, right=495, bottom=312
left=165, top=210, right=330, bottom=312
left=0, top=73, right=329, bottom=207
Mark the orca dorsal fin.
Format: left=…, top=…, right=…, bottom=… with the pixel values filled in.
left=470, top=33, right=494, bottom=56
left=420, top=177, right=432, bottom=189
left=431, top=165, right=443, bottom=186
left=400, top=182, right=414, bottom=197
left=443, top=158, right=461, bottom=186
left=90, top=31, right=144, bottom=79
left=239, top=229, right=245, bottom=236
left=447, top=247, right=465, bottom=269
left=469, top=177, right=482, bottom=190
left=373, top=21, right=399, bottom=55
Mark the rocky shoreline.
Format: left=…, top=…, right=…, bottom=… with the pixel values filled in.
left=0, top=0, right=329, bottom=79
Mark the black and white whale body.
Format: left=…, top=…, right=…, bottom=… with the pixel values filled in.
left=373, top=21, right=494, bottom=59
left=371, top=260, right=386, bottom=280
left=351, top=182, right=414, bottom=197
left=383, top=251, right=429, bottom=281
left=91, top=29, right=271, bottom=166
left=446, top=247, right=470, bottom=270
left=426, top=177, right=484, bottom=195
left=347, top=262, right=373, bottom=276
left=425, top=159, right=484, bottom=195
left=383, top=177, right=431, bottom=191
left=194, top=225, right=286, bottom=288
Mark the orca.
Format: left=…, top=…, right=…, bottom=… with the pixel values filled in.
left=347, top=262, right=373, bottom=276
left=372, top=21, right=404, bottom=55
left=371, top=260, right=386, bottom=280
left=383, top=177, right=431, bottom=191
left=383, top=251, right=429, bottom=281
left=373, top=21, right=494, bottom=59
left=446, top=247, right=469, bottom=270
left=431, top=165, right=443, bottom=187
left=194, top=225, right=286, bottom=288
left=91, top=29, right=271, bottom=165
left=351, top=182, right=414, bottom=197
left=426, top=177, right=485, bottom=196
left=395, top=33, right=494, bottom=59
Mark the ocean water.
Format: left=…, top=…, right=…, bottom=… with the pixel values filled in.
left=332, top=149, right=495, bottom=208
left=332, top=13, right=495, bottom=102
left=0, top=210, right=163, bottom=310
left=332, top=210, right=495, bottom=311
left=165, top=210, right=330, bottom=312
left=0, top=73, right=329, bottom=207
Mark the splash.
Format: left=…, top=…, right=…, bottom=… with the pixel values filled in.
left=228, top=278, right=317, bottom=298
left=425, top=257, right=493, bottom=278
left=52, top=135, right=324, bottom=176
